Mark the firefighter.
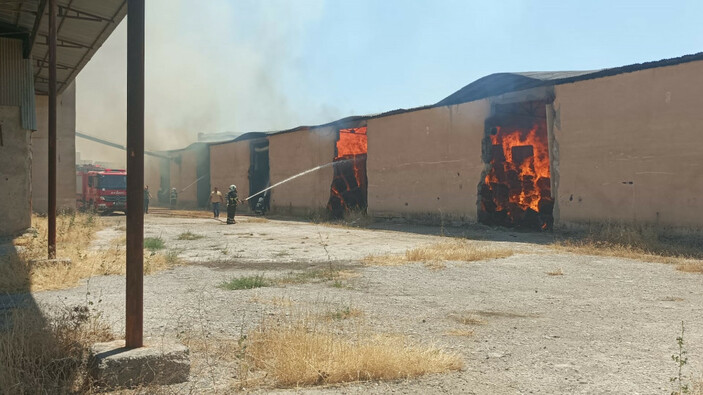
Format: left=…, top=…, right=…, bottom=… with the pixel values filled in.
left=143, top=185, right=151, bottom=214
left=254, top=196, right=266, bottom=215
left=170, top=188, right=178, bottom=209
left=226, top=185, right=240, bottom=224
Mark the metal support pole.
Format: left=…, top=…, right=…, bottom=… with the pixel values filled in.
left=125, top=0, right=145, bottom=349
left=47, top=0, right=57, bottom=259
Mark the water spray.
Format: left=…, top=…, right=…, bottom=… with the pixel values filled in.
left=244, top=158, right=353, bottom=201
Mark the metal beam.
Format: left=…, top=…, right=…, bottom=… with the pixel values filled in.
left=26, top=0, right=46, bottom=58
left=126, top=0, right=145, bottom=349
left=58, top=5, right=115, bottom=22
left=34, top=0, right=72, bottom=78
left=48, top=0, right=56, bottom=259
left=58, top=0, right=126, bottom=93
left=76, top=131, right=172, bottom=160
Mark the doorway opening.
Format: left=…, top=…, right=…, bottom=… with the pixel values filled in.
left=478, top=100, right=554, bottom=229
left=328, top=127, right=368, bottom=219
left=249, top=139, right=270, bottom=213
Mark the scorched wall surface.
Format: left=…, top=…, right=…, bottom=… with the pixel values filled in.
left=367, top=101, right=489, bottom=222
left=210, top=140, right=250, bottom=201
left=553, top=59, right=703, bottom=228
left=268, top=127, right=336, bottom=214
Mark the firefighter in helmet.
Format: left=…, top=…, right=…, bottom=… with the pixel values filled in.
left=226, top=185, right=240, bottom=224
left=170, top=187, right=178, bottom=209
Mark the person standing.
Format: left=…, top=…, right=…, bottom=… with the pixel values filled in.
left=170, top=188, right=178, bottom=209
left=210, top=187, right=224, bottom=218
left=226, top=185, right=240, bottom=224
left=143, top=185, right=152, bottom=214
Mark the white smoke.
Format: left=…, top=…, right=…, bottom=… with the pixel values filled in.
left=75, top=0, right=334, bottom=165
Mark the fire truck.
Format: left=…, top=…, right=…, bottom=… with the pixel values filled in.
left=76, top=164, right=127, bottom=214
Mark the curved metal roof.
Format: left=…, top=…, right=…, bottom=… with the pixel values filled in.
left=0, top=0, right=127, bottom=95
left=438, top=52, right=703, bottom=106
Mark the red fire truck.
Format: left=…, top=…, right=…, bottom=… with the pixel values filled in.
left=76, top=164, right=127, bottom=214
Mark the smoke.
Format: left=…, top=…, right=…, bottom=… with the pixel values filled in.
left=76, top=0, right=334, bottom=165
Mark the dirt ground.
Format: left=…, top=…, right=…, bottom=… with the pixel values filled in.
left=10, top=211, right=703, bottom=394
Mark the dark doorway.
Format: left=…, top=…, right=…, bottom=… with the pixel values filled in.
left=328, top=127, right=368, bottom=219
left=249, top=139, right=270, bottom=212
left=478, top=100, right=554, bottom=229
left=157, top=157, right=170, bottom=204
left=195, top=144, right=211, bottom=208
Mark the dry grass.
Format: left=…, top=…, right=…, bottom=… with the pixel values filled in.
left=552, top=223, right=703, bottom=272
left=244, top=217, right=269, bottom=224
left=0, top=305, right=113, bottom=393
left=365, top=239, right=513, bottom=266
left=676, top=263, right=703, bottom=273
left=547, top=268, right=564, bottom=276
left=446, top=329, right=474, bottom=337
left=448, top=313, right=485, bottom=326
left=0, top=213, right=180, bottom=293
left=321, top=306, right=363, bottom=321
left=246, top=319, right=463, bottom=388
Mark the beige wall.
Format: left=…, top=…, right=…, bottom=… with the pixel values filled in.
left=0, top=106, right=32, bottom=235
left=268, top=127, right=336, bottom=214
left=210, top=140, right=250, bottom=200
left=32, top=82, right=76, bottom=212
left=367, top=101, right=490, bottom=222
left=553, top=60, right=703, bottom=228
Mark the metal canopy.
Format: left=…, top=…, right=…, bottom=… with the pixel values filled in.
left=0, top=0, right=126, bottom=95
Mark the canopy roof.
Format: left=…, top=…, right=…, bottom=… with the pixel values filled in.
left=0, top=0, right=126, bottom=94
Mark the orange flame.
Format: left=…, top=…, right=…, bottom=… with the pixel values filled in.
left=484, top=123, right=551, bottom=214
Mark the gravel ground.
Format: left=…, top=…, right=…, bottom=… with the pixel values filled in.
left=5, top=213, right=703, bottom=394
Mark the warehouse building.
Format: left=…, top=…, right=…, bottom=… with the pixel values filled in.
left=202, top=52, right=703, bottom=230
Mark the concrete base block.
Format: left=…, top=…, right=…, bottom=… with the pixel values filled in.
left=89, top=339, right=190, bottom=389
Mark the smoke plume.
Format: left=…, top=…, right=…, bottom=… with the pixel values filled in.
left=76, top=0, right=334, bottom=165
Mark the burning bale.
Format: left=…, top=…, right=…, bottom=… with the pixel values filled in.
left=479, top=101, right=554, bottom=229
left=328, top=127, right=368, bottom=218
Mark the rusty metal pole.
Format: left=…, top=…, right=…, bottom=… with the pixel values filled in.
left=125, top=0, right=145, bottom=349
left=47, top=0, right=57, bottom=259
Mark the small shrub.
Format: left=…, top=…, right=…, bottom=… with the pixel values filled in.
left=219, top=275, right=269, bottom=290
left=0, top=305, right=113, bottom=393
left=144, top=237, right=165, bottom=250
left=177, top=231, right=204, bottom=241
left=547, top=268, right=564, bottom=276
left=322, top=306, right=363, bottom=321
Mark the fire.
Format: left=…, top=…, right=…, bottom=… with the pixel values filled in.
left=328, top=127, right=368, bottom=218
left=336, top=127, right=367, bottom=159
left=480, top=105, right=553, bottom=229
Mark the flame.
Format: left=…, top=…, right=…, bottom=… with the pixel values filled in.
left=328, top=127, right=368, bottom=217
left=482, top=121, right=551, bottom=223
left=336, top=127, right=367, bottom=159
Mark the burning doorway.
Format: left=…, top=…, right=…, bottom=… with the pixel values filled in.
left=478, top=100, right=554, bottom=229
left=328, top=127, right=368, bottom=219
left=249, top=139, right=270, bottom=213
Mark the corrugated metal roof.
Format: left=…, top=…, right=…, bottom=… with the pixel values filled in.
left=438, top=52, right=703, bottom=106
left=0, top=38, right=36, bottom=129
left=0, top=0, right=126, bottom=95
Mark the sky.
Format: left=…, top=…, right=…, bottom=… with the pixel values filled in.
left=75, top=0, right=703, bottom=165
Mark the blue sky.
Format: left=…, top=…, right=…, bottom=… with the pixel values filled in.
left=76, top=0, right=703, bottom=162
